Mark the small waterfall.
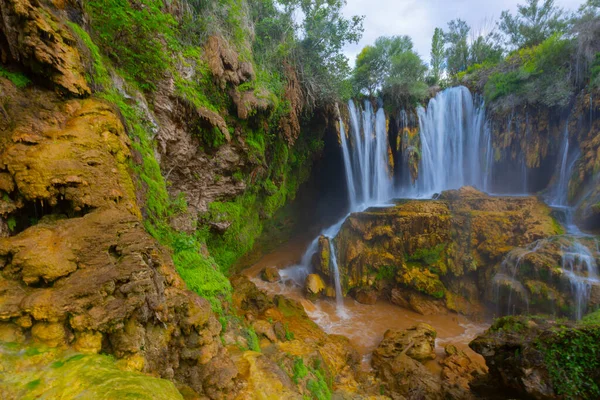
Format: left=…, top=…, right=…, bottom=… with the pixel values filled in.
left=329, top=241, right=347, bottom=317
left=562, top=240, right=599, bottom=320
left=406, top=86, right=492, bottom=196
left=492, top=240, right=545, bottom=315
left=547, top=122, right=581, bottom=234
left=347, top=100, right=392, bottom=206
left=282, top=99, right=392, bottom=318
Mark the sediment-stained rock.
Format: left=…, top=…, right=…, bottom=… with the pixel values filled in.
left=320, top=187, right=560, bottom=316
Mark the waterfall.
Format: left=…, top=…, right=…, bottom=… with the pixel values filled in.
left=346, top=100, right=392, bottom=206
left=282, top=99, right=392, bottom=318
left=405, top=86, right=492, bottom=197
left=562, top=240, right=599, bottom=320
left=547, top=122, right=581, bottom=234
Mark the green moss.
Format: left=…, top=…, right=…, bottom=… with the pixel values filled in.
left=536, top=325, right=600, bottom=398
left=67, top=22, right=110, bottom=88
left=0, top=66, right=31, bottom=88
left=407, top=244, right=445, bottom=265
left=375, top=265, right=397, bottom=282
left=292, top=357, right=308, bottom=384
left=582, top=309, right=600, bottom=325
left=86, top=0, right=178, bottom=91
left=0, top=343, right=183, bottom=399
left=307, top=368, right=331, bottom=400
left=245, top=327, right=261, bottom=352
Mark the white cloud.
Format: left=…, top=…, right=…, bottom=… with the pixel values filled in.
left=342, top=0, right=585, bottom=66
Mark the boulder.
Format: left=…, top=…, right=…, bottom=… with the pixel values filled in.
left=305, top=274, right=326, bottom=298
left=352, top=287, right=379, bottom=305
left=372, top=323, right=437, bottom=363
left=440, top=345, right=487, bottom=399
left=331, top=187, right=561, bottom=316
left=372, top=349, right=442, bottom=399
left=261, top=266, right=280, bottom=283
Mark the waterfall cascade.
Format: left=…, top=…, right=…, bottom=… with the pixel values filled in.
left=281, top=85, right=594, bottom=321
left=282, top=99, right=392, bottom=317
left=400, top=86, right=492, bottom=197
left=546, top=122, right=581, bottom=234
left=562, top=240, right=600, bottom=320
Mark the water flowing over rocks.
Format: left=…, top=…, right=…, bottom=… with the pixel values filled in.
left=311, top=187, right=561, bottom=317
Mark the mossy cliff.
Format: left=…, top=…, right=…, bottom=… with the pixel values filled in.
left=0, top=0, right=341, bottom=397
left=313, top=187, right=561, bottom=316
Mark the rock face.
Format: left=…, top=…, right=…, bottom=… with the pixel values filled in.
left=470, top=315, right=600, bottom=400
left=261, top=266, right=280, bottom=283
left=0, top=0, right=90, bottom=96
left=373, top=323, right=437, bottom=362
left=440, top=345, right=487, bottom=400
left=0, top=79, right=237, bottom=398
left=317, top=187, right=560, bottom=316
left=304, top=273, right=326, bottom=298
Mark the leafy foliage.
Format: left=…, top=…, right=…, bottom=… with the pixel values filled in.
left=498, top=0, right=568, bottom=49
left=429, top=28, right=445, bottom=85
left=537, top=325, right=600, bottom=398
left=352, top=35, right=428, bottom=108
left=444, top=19, right=471, bottom=76
left=483, top=33, right=575, bottom=108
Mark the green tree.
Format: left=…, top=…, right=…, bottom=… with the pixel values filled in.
left=383, top=51, right=429, bottom=106
left=353, top=45, right=384, bottom=96
left=352, top=35, right=413, bottom=96
left=291, top=0, right=364, bottom=107
left=430, top=27, right=445, bottom=84
left=444, top=19, right=470, bottom=76
left=498, top=0, right=568, bottom=49
left=469, top=34, right=504, bottom=65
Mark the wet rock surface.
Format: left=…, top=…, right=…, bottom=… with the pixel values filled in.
left=316, top=187, right=561, bottom=317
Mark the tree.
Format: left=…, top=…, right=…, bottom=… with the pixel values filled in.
left=383, top=51, right=429, bottom=106
left=290, top=0, right=365, bottom=107
left=444, top=19, right=470, bottom=76
left=430, top=28, right=445, bottom=84
left=498, top=0, right=568, bottom=49
left=353, top=45, right=385, bottom=96
left=352, top=35, right=414, bottom=96
left=469, top=34, right=504, bottom=65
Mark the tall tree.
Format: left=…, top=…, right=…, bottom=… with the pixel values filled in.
left=444, top=19, right=470, bottom=76
left=498, top=0, right=568, bottom=49
left=469, top=34, right=504, bottom=65
left=352, top=35, right=414, bottom=96
left=430, top=27, right=445, bottom=84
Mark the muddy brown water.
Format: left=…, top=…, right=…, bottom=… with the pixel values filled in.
left=243, top=235, right=490, bottom=373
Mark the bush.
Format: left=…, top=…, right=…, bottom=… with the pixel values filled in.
left=483, top=34, right=575, bottom=107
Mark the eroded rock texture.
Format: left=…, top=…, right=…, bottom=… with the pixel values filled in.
left=0, top=78, right=237, bottom=398
left=313, top=187, right=560, bottom=316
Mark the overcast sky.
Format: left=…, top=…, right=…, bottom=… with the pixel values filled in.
left=341, top=0, right=585, bottom=66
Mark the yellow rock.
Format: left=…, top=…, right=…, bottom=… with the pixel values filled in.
left=31, top=322, right=66, bottom=347
left=73, top=331, right=103, bottom=354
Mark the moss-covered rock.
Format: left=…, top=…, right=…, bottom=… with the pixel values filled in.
left=331, top=187, right=560, bottom=315
left=0, top=342, right=184, bottom=399
left=470, top=315, right=600, bottom=399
